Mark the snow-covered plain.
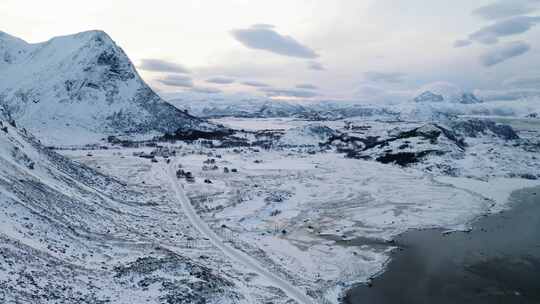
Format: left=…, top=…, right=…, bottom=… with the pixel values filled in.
left=59, top=116, right=540, bottom=303
left=211, top=117, right=307, bottom=131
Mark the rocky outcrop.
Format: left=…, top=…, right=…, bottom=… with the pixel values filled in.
left=327, top=123, right=466, bottom=166
left=450, top=119, right=519, bottom=140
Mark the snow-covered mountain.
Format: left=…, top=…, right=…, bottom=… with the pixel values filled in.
left=414, top=91, right=482, bottom=104
left=168, top=92, right=400, bottom=121
left=393, top=84, right=484, bottom=121
left=413, top=83, right=483, bottom=104
left=0, top=30, right=215, bottom=145
left=414, top=91, right=445, bottom=103
left=168, top=93, right=309, bottom=118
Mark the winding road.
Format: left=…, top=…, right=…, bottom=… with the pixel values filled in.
left=166, top=164, right=314, bottom=304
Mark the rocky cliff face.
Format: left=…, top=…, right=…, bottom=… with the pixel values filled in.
left=0, top=30, right=216, bottom=145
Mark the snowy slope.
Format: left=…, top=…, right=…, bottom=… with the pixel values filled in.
left=0, top=107, right=245, bottom=303
left=279, top=123, right=339, bottom=147
left=0, top=30, right=215, bottom=146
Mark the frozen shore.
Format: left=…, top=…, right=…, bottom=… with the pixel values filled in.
left=346, top=185, right=540, bottom=304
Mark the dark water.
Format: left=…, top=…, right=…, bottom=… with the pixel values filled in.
left=346, top=186, right=540, bottom=304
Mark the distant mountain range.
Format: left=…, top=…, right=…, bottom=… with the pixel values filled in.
left=0, top=30, right=216, bottom=145
left=168, top=89, right=483, bottom=122
left=0, top=29, right=526, bottom=148
left=168, top=94, right=400, bottom=121
left=414, top=91, right=482, bottom=104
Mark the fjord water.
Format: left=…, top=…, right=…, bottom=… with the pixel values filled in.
left=347, top=186, right=540, bottom=304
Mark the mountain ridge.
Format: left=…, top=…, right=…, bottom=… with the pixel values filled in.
left=0, top=30, right=216, bottom=145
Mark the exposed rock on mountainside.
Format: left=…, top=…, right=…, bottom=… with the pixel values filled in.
left=321, top=118, right=531, bottom=177
left=161, top=128, right=234, bottom=141
left=450, top=119, right=519, bottom=140
left=328, top=123, right=466, bottom=167
left=456, top=92, right=483, bottom=104
left=0, top=30, right=217, bottom=145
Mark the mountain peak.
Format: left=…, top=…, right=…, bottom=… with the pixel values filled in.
left=0, top=30, right=217, bottom=145
left=76, top=29, right=109, bottom=37
left=414, top=91, right=444, bottom=103
left=63, top=29, right=115, bottom=45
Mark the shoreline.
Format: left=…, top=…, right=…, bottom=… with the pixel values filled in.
left=344, top=185, right=540, bottom=304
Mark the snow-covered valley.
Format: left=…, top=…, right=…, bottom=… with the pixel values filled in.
left=3, top=102, right=540, bottom=303
left=2, top=27, right=540, bottom=304
left=58, top=115, right=540, bottom=303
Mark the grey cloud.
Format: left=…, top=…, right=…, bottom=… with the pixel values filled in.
left=480, top=41, right=531, bottom=66
left=476, top=88, right=540, bottom=101
left=469, top=16, right=540, bottom=44
left=472, top=1, right=538, bottom=20
left=364, top=71, right=406, bottom=83
left=261, top=88, right=318, bottom=98
left=503, top=74, right=540, bottom=87
left=231, top=25, right=318, bottom=58
left=241, top=81, right=270, bottom=87
left=157, top=74, right=193, bottom=87
left=296, top=84, right=318, bottom=90
left=356, top=84, right=386, bottom=97
left=139, top=59, right=190, bottom=73
left=355, top=84, right=414, bottom=104
left=206, top=77, right=235, bottom=84
left=454, top=39, right=472, bottom=48
left=191, top=86, right=222, bottom=94
left=308, top=61, right=325, bottom=71
left=251, top=23, right=275, bottom=29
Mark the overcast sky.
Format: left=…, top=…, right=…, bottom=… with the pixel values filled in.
left=2, top=0, right=540, bottom=102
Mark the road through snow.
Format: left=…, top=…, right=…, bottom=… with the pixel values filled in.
left=166, top=164, right=314, bottom=304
